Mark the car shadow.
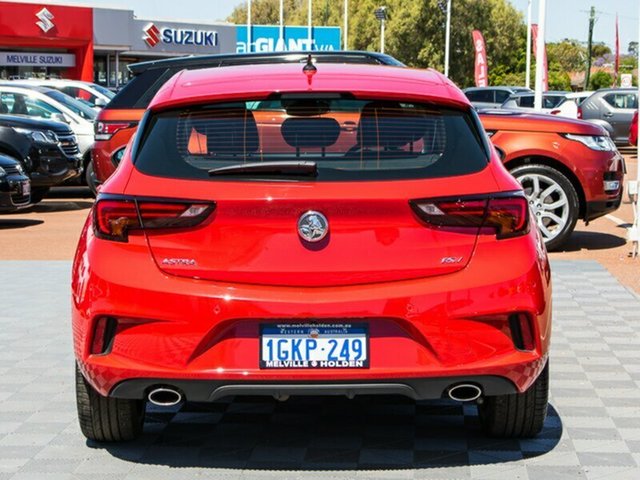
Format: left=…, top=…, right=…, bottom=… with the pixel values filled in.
left=95, top=396, right=562, bottom=471
left=556, top=231, right=626, bottom=252
left=27, top=200, right=94, bottom=213
left=0, top=218, right=44, bottom=229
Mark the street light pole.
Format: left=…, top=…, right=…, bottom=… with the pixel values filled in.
left=308, top=0, right=313, bottom=51
left=444, top=0, right=451, bottom=77
left=278, top=0, right=284, bottom=51
left=247, top=0, right=252, bottom=53
left=344, top=0, right=348, bottom=50
left=374, top=6, right=387, bottom=54
left=533, top=0, right=546, bottom=111
left=525, top=0, right=532, bottom=89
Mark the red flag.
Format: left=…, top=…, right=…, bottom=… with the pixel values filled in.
left=472, top=30, right=488, bottom=87
left=613, top=14, right=620, bottom=87
left=531, top=24, right=548, bottom=91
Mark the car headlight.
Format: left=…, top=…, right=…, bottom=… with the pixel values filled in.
left=13, top=128, right=59, bottom=145
left=0, top=166, right=6, bottom=177
left=564, top=134, right=616, bottom=151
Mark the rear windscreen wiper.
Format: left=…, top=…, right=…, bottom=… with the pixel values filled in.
left=208, top=161, right=318, bottom=177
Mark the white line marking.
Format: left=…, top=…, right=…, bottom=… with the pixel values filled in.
left=605, top=214, right=628, bottom=226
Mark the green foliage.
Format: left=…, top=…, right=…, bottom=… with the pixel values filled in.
left=589, top=71, right=613, bottom=90
left=547, top=71, right=571, bottom=91
left=547, top=39, right=586, bottom=73
left=591, top=42, right=611, bottom=58
left=629, top=41, right=638, bottom=57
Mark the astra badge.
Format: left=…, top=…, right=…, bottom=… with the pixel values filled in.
left=162, top=258, right=196, bottom=266
left=298, top=211, right=329, bottom=243
left=35, top=7, right=55, bottom=33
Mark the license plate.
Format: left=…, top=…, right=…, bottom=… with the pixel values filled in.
left=260, top=323, right=369, bottom=369
left=20, top=181, right=30, bottom=197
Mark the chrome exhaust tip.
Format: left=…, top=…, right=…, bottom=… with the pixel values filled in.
left=447, top=384, right=482, bottom=402
left=148, top=387, right=183, bottom=407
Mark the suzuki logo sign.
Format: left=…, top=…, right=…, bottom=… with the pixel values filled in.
left=142, top=23, right=218, bottom=48
left=143, top=23, right=161, bottom=47
left=35, top=7, right=55, bottom=33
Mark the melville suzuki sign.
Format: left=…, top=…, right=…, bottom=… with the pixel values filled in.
left=142, top=22, right=218, bottom=48
left=0, top=51, right=76, bottom=67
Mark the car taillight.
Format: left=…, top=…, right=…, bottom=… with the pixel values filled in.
left=93, top=196, right=215, bottom=242
left=577, top=107, right=583, bottom=119
left=95, top=121, right=136, bottom=141
left=410, top=192, right=529, bottom=239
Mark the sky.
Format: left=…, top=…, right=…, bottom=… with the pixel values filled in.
left=24, top=0, right=640, bottom=52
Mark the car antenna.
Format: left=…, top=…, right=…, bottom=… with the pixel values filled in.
left=303, top=54, right=317, bottom=85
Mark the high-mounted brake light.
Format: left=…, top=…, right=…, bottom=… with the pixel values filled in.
left=410, top=192, right=529, bottom=239
left=93, top=196, right=215, bottom=242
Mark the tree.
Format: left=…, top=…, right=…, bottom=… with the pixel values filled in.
left=589, top=71, right=613, bottom=90
left=628, top=41, right=638, bottom=57
left=591, top=42, right=611, bottom=59
left=227, top=0, right=299, bottom=24
left=547, top=39, right=586, bottom=73
left=547, top=71, right=571, bottom=91
left=227, top=0, right=526, bottom=88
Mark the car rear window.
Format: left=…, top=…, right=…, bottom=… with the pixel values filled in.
left=134, top=96, right=488, bottom=182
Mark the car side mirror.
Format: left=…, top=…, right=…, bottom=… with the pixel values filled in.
left=94, top=98, right=107, bottom=108
left=494, top=146, right=506, bottom=162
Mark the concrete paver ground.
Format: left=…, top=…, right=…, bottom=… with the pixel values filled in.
left=0, top=260, right=639, bottom=479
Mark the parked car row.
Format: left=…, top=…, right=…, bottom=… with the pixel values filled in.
left=464, top=86, right=638, bottom=145
left=0, top=79, right=105, bottom=198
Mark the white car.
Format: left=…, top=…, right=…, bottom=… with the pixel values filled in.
left=551, top=91, right=594, bottom=119
left=7, top=79, right=114, bottom=109
left=0, top=84, right=95, bottom=161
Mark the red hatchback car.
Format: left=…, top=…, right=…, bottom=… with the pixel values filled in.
left=73, top=63, right=552, bottom=442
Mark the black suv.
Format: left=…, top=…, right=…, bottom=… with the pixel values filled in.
left=0, top=115, right=82, bottom=202
left=0, top=152, right=30, bottom=212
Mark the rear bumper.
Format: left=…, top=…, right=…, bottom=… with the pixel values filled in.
left=73, top=223, right=552, bottom=400
left=110, top=374, right=522, bottom=402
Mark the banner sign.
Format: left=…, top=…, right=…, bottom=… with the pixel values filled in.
left=236, top=25, right=340, bottom=53
left=531, top=24, right=548, bottom=91
left=0, top=52, right=76, bottom=67
left=472, top=30, right=488, bottom=87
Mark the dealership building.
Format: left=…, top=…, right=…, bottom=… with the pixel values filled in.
left=0, top=1, right=237, bottom=87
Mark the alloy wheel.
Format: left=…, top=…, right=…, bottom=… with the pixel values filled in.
left=515, top=172, right=569, bottom=242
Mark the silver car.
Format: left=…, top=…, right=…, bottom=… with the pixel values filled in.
left=579, top=88, right=637, bottom=145
left=463, top=86, right=532, bottom=109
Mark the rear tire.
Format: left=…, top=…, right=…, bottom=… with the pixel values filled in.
left=75, top=363, right=145, bottom=442
left=85, top=162, right=98, bottom=196
left=478, top=361, right=549, bottom=438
